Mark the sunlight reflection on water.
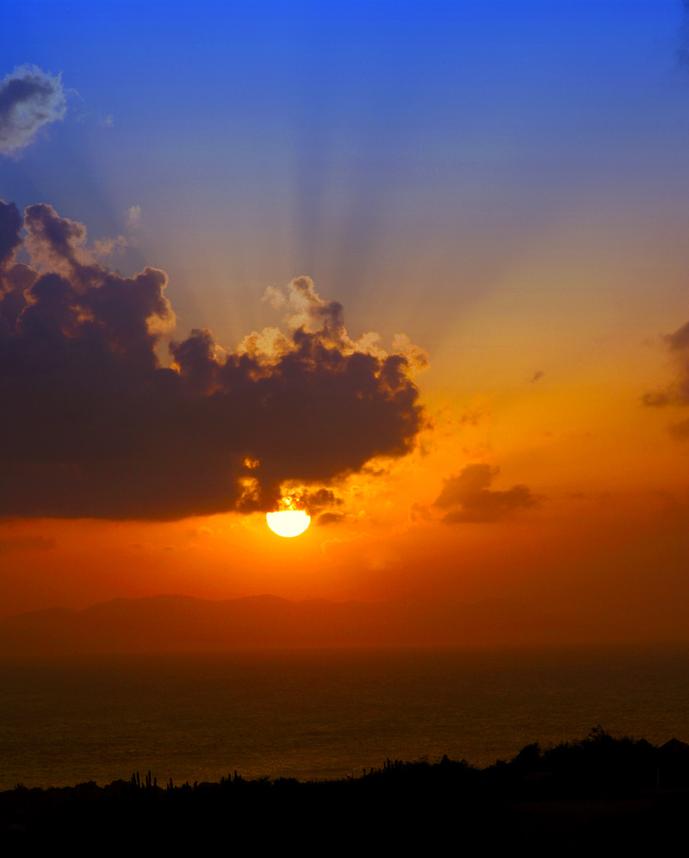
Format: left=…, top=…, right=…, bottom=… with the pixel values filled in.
left=0, top=645, right=688, bottom=789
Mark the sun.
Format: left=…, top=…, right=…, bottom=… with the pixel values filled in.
left=266, top=497, right=311, bottom=538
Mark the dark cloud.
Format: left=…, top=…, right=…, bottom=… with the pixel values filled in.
left=298, top=488, right=342, bottom=515
left=0, top=200, right=22, bottom=265
left=642, top=390, right=674, bottom=408
left=434, top=464, right=540, bottom=524
left=667, top=320, right=689, bottom=353
left=643, top=315, right=689, bottom=439
left=316, top=512, right=346, bottom=526
left=0, top=200, right=425, bottom=519
left=458, top=409, right=483, bottom=427
left=0, top=65, right=66, bottom=155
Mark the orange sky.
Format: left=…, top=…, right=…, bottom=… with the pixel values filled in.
left=1, top=226, right=688, bottom=645
left=1, top=341, right=688, bottom=643
left=2, top=3, right=689, bottom=646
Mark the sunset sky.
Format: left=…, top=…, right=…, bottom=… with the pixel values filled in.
left=1, top=1, right=689, bottom=643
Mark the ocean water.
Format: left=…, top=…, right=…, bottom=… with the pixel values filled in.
left=0, top=645, right=688, bottom=790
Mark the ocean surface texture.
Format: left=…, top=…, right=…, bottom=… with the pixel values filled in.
left=1, top=646, right=688, bottom=789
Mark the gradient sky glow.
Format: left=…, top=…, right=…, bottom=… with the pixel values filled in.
left=1, top=1, right=689, bottom=643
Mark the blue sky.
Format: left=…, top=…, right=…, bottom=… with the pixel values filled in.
left=2, top=1, right=689, bottom=356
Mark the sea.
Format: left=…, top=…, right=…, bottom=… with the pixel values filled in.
left=1, top=645, right=688, bottom=790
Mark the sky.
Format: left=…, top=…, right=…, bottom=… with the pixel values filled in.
left=1, top=1, right=689, bottom=643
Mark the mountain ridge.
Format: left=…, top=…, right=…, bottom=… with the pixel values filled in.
left=1, top=592, right=686, bottom=654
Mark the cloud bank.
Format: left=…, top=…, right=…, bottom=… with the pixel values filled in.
left=0, top=65, right=66, bottom=155
left=434, top=464, right=539, bottom=523
left=0, top=200, right=425, bottom=519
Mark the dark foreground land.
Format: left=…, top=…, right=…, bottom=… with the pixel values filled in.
left=3, top=728, right=689, bottom=851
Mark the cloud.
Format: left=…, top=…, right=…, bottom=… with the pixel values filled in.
left=92, top=234, right=129, bottom=259
left=642, top=390, right=674, bottom=407
left=316, top=512, right=346, bottom=526
left=126, top=205, right=142, bottom=230
left=0, top=200, right=425, bottom=519
left=434, top=464, right=540, bottom=523
left=458, top=408, right=484, bottom=427
left=643, top=315, right=689, bottom=439
left=91, top=206, right=143, bottom=259
left=0, top=200, right=22, bottom=266
left=668, top=320, right=689, bottom=353
left=0, top=65, right=66, bottom=155
left=297, top=488, right=342, bottom=514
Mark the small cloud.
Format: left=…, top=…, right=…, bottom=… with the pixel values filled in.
left=316, top=512, right=345, bottom=526
left=434, top=463, right=540, bottom=524
left=89, top=205, right=142, bottom=260
left=126, top=205, right=141, bottom=230
left=361, top=464, right=389, bottom=477
left=642, top=390, right=673, bottom=408
left=643, top=315, right=689, bottom=439
left=101, top=114, right=114, bottom=128
left=391, top=332, right=429, bottom=372
left=301, top=488, right=342, bottom=514
left=0, top=65, right=67, bottom=155
left=278, top=487, right=343, bottom=515
left=92, top=234, right=128, bottom=258
left=262, top=284, right=286, bottom=310
left=458, top=408, right=484, bottom=427
left=667, top=320, right=689, bottom=352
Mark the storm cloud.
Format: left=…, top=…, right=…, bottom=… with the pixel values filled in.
left=434, top=464, right=539, bottom=523
left=0, top=66, right=66, bottom=155
left=0, top=200, right=424, bottom=519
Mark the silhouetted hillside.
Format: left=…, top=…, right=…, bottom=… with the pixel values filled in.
left=2, top=593, right=685, bottom=654
left=0, top=594, right=568, bottom=653
left=3, top=728, right=689, bottom=849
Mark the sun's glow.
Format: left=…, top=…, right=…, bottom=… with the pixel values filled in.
left=266, top=499, right=311, bottom=538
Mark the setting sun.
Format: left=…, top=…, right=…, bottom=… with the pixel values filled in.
left=266, top=506, right=311, bottom=538
left=266, top=496, right=311, bottom=539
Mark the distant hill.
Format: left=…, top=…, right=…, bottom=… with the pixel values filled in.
left=1, top=592, right=686, bottom=655
left=0, top=593, right=579, bottom=654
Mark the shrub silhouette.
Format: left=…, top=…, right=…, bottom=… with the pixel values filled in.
left=2, top=728, right=689, bottom=847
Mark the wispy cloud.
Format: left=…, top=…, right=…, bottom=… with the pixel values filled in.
left=0, top=65, right=66, bottom=155
left=434, top=464, right=540, bottom=523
